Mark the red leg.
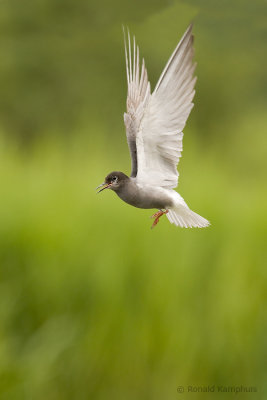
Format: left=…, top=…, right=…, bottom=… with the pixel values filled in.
left=150, top=209, right=169, bottom=229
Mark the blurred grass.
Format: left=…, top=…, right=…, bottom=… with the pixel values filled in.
left=0, top=0, right=267, bottom=398
left=0, top=111, right=266, bottom=399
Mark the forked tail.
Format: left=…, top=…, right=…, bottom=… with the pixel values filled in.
left=167, top=206, right=210, bottom=228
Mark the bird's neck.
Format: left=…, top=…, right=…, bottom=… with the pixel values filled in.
left=115, top=178, right=137, bottom=203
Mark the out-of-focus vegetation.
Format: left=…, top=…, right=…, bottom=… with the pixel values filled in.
left=0, top=0, right=267, bottom=399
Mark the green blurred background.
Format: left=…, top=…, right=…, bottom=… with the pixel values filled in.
left=0, top=0, right=267, bottom=399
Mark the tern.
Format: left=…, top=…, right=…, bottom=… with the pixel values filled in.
left=97, top=24, right=210, bottom=229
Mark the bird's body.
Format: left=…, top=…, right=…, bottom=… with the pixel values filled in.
left=111, top=174, right=173, bottom=209
left=97, top=24, right=210, bottom=229
left=120, top=181, right=175, bottom=209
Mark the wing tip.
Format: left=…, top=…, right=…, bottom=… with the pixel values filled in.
left=154, top=22, right=195, bottom=93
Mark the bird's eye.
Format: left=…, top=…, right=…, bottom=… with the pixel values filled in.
left=112, top=176, right=118, bottom=182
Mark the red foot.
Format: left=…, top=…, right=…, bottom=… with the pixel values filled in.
left=150, top=209, right=169, bottom=229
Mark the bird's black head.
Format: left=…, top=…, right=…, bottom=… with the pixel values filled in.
left=96, top=171, right=129, bottom=193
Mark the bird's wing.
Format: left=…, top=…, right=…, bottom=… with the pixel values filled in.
left=123, top=28, right=151, bottom=177
left=135, top=24, right=196, bottom=189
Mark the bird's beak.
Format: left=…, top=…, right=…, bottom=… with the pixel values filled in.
left=96, top=182, right=111, bottom=193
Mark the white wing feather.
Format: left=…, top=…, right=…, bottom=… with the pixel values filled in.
left=124, top=24, right=196, bottom=189
left=123, top=28, right=150, bottom=177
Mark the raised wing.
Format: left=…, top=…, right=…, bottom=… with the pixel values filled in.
left=123, top=28, right=151, bottom=177
left=136, top=24, right=196, bottom=189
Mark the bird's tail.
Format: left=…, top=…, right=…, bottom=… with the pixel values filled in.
left=167, top=205, right=210, bottom=228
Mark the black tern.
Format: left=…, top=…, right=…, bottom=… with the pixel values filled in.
left=97, top=24, right=210, bottom=229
